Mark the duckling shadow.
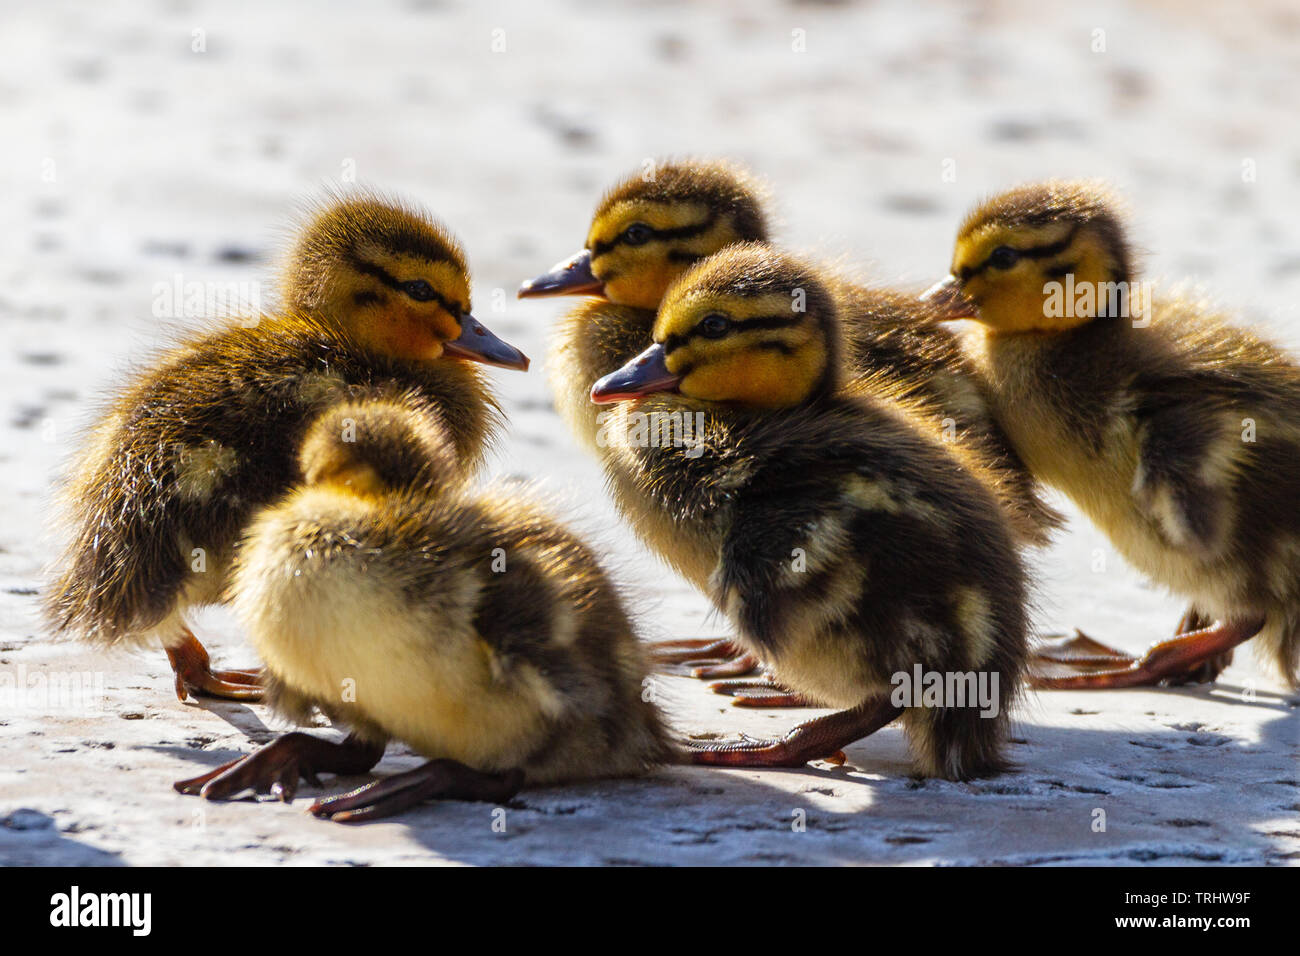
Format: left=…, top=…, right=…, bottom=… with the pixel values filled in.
left=146, top=700, right=1297, bottom=864
left=0, top=809, right=125, bottom=866
left=1155, top=679, right=1297, bottom=712
left=180, top=698, right=275, bottom=738
left=379, top=703, right=1297, bottom=865
left=145, top=701, right=289, bottom=780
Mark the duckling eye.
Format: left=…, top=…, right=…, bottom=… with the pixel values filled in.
left=697, top=313, right=730, bottom=338
left=988, top=246, right=1020, bottom=270
left=402, top=279, right=436, bottom=301
left=622, top=222, right=653, bottom=246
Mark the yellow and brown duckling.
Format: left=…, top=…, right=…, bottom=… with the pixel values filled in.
left=175, top=400, right=672, bottom=821
left=589, top=245, right=1029, bottom=777
left=926, top=179, right=1300, bottom=689
left=44, top=192, right=528, bottom=702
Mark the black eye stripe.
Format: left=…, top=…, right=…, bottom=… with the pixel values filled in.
left=720, top=313, right=803, bottom=333
left=661, top=332, right=689, bottom=354
left=590, top=210, right=719, bottom=257
left=966, top=225, right=1081, bottom=279
left=662, top=313, right=802, bottom=354
left=424, top=289, right=464, bottom=316
left=351, top=256, right=465, bottom=315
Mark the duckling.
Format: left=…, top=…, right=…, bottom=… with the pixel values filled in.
left=588, top=245, right=1029, bottom=777
left=44, top=192, right=528, bottom=702
left=519, top=159, right=1056, bottom=692
left=175, top=400, right=672, bottom=820
left=924, top=179, right=1300, bottom=689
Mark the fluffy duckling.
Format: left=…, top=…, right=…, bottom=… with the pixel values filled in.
left=589, top=245, right=1028, bottom=777
left=520, top=158, right=1061, bottom=551
left=45, top=193, right=528, bottom=701
left=175, top=400, right=672, bottom=821
left=925, top=180, right=1300, bottom=689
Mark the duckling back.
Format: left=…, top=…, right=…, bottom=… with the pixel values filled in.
left=232, top=401, right=672, bottom=784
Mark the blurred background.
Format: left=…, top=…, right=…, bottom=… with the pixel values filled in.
left=3, top=0, right=1300, bottom=651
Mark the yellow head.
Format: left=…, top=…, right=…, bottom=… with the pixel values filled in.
left=283, top=192, right=528, bottom=369
left=519, top=159, right=769, bottom=309
left=591, top=244, right=838, bottom=409
left=298, top=400, right=458, bottom=498
left=926, top=180, right=1134, bottom=334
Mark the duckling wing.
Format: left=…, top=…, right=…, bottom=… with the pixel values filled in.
left=1129, top=363, right=1300, bottom=560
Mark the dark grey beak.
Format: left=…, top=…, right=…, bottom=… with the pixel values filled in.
left=442, top=314, right=530, bottom=371
left=590, top=343, right=680, bottom=403
left=518, top=250, right=605, bottom=299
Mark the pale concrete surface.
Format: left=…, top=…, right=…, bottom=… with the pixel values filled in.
left=1, top=0, right=1297, bottom=865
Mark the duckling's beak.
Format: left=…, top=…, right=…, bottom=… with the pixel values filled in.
left=442, top=314, right=531, bottom=371
left=590, top=343, right=680, bottom=403
left=919, top=275, right=977, bottom=319
left=517, top=250, right=605, bottom=298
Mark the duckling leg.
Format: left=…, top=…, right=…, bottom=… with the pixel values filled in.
left=1167, top=608, right=1235, bottom=684
left=1028, top=618, right=1264, bottom=690
left=650, top=637, right=745, bottom=666
left=710, top=678, right=812, bottom=708
left=691, top=653, right=762, bottom=679
left=173, top=732, right=384, bottom=802
left=1031, top=629, right=1137, bottom=668
left=651, top=638, right=764, bottom=679
left=1030, top=608, right=1229, bottom=675
left=1030, top=610, right=1236, bottom=685
left=686, top=697, right=901, bottom=768
left=166, top=629, right=264, bottom=702
left=309, top=760, right=525, bottom=823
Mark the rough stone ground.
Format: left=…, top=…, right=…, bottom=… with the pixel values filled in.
left=1, top=0, right=1297, bottom=865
